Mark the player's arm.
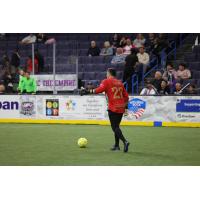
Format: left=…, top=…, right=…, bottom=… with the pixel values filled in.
left=80, top=80, right=107, bottom=95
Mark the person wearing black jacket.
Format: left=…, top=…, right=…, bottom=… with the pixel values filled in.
left=87, top=41, right=100, bottom=56
left=11, top=49, right=20, bottom=68
left=123, top=48, right=138, bottom=93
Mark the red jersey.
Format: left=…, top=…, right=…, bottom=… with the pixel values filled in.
left=95, top=77, right=129, bottom=113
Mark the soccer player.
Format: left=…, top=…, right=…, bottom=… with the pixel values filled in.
left=82, top=68, right=130, bottom=152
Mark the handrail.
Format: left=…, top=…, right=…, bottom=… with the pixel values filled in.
left=138, top=34, right=191, bottom=92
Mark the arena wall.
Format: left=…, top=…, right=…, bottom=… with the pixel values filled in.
left=0, top=95, right=199, bottom=127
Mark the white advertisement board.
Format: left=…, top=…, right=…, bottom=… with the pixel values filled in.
left=0, top=95, right=200, bottom=124
left=33, top=74, right=77, bottom=91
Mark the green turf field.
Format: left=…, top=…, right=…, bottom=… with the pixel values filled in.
left=0, top=124, right=200, bottom=166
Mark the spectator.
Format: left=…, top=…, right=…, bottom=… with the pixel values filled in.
left=152, top=71, right=163, bottom=92
left=20, top=34, right=36, bottom=45
left=11, top=49, right=20, bottom=69
left=151, top=38, right=163, bottom=57
left=111, top=48, right=126, bottom=64
left=158, top=33, right=169, bottom=49
left=146, top=33, right=156, bottom=48
left=163, top=63, right=177, bottom=92
left=26, top=55, right=39, bottom=74
left=177, top=63, right=191, bottom=80
left=0, top=84, right=5, bottom=94
left=185, top=84, right=197, bottom=95
left=87, top=41, right=100, bottom=56
left=35, top=50, right=44, bottom=72
left=123, top=38, right=135, bottom=55
left=1, top=53, right=10, bottom=69
left=3, top=68, right=14, bottom=93
left=100, top=41, right=113, bottom=56
left=20, top=71, right=37, bottom=94
left=111, top=34, right=120, bottom=48
left=159, top=80, right=170, bottom=95
left=119, top=36, right=127, bottom=48
left=163, top=63, right=177, bottom=82
left=123, top=48, right=138, bottom=92
left=140, top=80, right=156, bottom=95
left=133, top=34, right=146, bottom=48
left=137, top=46, right=150, bottom=73
left=174, top=82, right=182, bottom=95
left=36, top=33, right=56, bottom=45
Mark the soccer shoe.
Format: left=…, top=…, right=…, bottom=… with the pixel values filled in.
left=110, top=146, right=120, bottom=151
left=123, top=141, right=130, bottom=153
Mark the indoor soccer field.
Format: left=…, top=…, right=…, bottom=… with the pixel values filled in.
left=0, top=124, right=199, bottom=166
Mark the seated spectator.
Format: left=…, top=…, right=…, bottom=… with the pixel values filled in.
left=123, top=38, right=135, bottom=55
left=111, top=34, right=120, bottom=48
left=152, top=71, right=163, bottom=92
left=137, top=46, right=150, bottom=73
left=35, top=50, right=44, bottom=72
left=174, top=82, right=182, bottom=95
left=36, top=33, right=56, bottom=45
left=19, top=71, right=37, bottom=94
left=163, top=63, right=177, bottom=82
left=133, top=34, right=146, bottom=48
left=87, top=41, right=100, bottom=56
left=100, top=41, right=113, bottom=56
left=140, top=80, right=156, bottom=95
left=111, top=48, right=126, bottom=64
left=20, top=34, right=36, bottom=45
left=185, top=84, right=197, bottom=95
left=26, top=55, right=39, bottom=74
left=0, top=83, right=5, bottom=94
left=159, top=80, right=170, bottom=95
left=11, top=49, right=20, bottom=69
left=176, top=63, right=191, bottom=80
left=163, top=63, right=177, bottom=92
left=119, top=36, right=127, bottom=48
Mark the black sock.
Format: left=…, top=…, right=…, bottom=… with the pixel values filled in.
left=115, top=127, right=126, bottom=144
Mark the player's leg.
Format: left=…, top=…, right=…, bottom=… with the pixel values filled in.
left=109, top=110, right=130, bottom=152
left=108, top=111, right=120, bottom=150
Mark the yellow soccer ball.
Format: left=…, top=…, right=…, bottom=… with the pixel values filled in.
left=77, top=138, right=88, bottom=148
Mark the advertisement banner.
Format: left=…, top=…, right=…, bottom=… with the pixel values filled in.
left=33, top=74, right=77, bottom=91
left=0, top=95, right=200, bottom=124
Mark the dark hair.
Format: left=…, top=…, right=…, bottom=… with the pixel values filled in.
left=166, top=63, right=173, bottom=68
left=107, top=68, right=116, bottom=77
left=25, top=71, right=30, bottom=75
left=131, top=48, right=138, bottom=55
left=179, top=63, right=186, bottom=68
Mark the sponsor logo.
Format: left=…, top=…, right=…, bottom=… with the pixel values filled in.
left=46, top=99, right=59, bottom=116
left=20, top=101, right=35, bottom=116
left=128, top=98, right=146, bottom=119
left=176, top=99, right=200, bottom=112
left=66, top=99, right=76, bottom=111
left=0, top=101, right=19, bottom=110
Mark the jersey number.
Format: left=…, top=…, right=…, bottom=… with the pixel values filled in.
left=111, top=87, right=123, bottom=99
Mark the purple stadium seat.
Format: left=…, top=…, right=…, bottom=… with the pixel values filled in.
left=84, top=72, right=96, bottom=80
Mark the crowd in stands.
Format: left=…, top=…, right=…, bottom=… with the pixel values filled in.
left=140, top=63, right=197, bottom=95
left=0, top=33, right=199, bottom=95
